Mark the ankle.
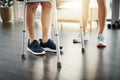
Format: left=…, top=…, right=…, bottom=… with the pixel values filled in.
left=41, top=38, right=49, bottom=43
left=29, top=39, right=35, bottom=44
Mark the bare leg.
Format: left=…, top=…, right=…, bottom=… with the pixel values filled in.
left=97, top=0, right=107, bottom=34
left=26, top=2, right=61, bottom=54
left=41, top=2, right=52, bottom=43
left=82, top=0, right=90, bottom=33
left=26, top=3, right=38, bottom=43
left=97, top=0, right=107, bottom=47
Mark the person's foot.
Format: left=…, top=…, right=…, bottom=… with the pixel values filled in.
left=97, top=34, right=106, bottom=48
left=73, top=33, right=89, bottom=43
left=27, top=40, right=46, bottom=55
left=39, top=39, right=63, bottom=52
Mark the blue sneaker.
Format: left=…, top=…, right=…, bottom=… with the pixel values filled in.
left=97, top=34, right=106, bottom=48
left=27, top=40, right=46, bottom=55
left=39, top=39, right=63, bottom=52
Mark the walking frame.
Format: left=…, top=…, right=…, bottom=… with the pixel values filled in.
left=21, top=0, right=62, bottom=68
left=21, top=0, right=85, bottom=69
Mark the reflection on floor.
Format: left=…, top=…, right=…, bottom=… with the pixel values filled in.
left=0, top=21, right=120, bottom=80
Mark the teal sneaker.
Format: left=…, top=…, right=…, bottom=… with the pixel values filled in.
left=97, top=34, right=106, bottom=48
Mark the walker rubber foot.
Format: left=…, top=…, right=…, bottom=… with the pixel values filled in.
left=82, top=48, right=85, bottom=53
left=22, top=54, right=26, bottom=59
left=57, top=62, right=62, bottom=68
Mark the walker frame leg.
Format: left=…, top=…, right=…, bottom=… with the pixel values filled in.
left=52, top=0, right=62, bottom=68
left=22, top=3, right=27, bottom=59
left=79, top=0, right=85, bottom=53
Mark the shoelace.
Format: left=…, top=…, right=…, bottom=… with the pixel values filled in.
left=98, top=35, right=104, bottom=41
left=32, top=41, right=40, bottom=48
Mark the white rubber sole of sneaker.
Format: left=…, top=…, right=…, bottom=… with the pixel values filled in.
left=43, top=48, right=63, bottom=53
left=27, top=48, right=46, bottom=55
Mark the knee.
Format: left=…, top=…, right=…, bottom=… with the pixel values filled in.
left=97, top=0, right=106, bottom=8
left=41, top=2, right=52, bottom=10
left=27, top=3, right=38, bottom=11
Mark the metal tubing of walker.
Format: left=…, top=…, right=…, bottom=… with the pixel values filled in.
left=80, top=25, right=85, bottom=52
left=53, top=0, right=61, bottom=68
left=79, top=0, right=85, bottom=52
left=22, top=1, right=27, bottom=59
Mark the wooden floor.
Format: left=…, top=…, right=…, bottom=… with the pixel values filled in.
left=0, top=21, right=120, bottom=80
